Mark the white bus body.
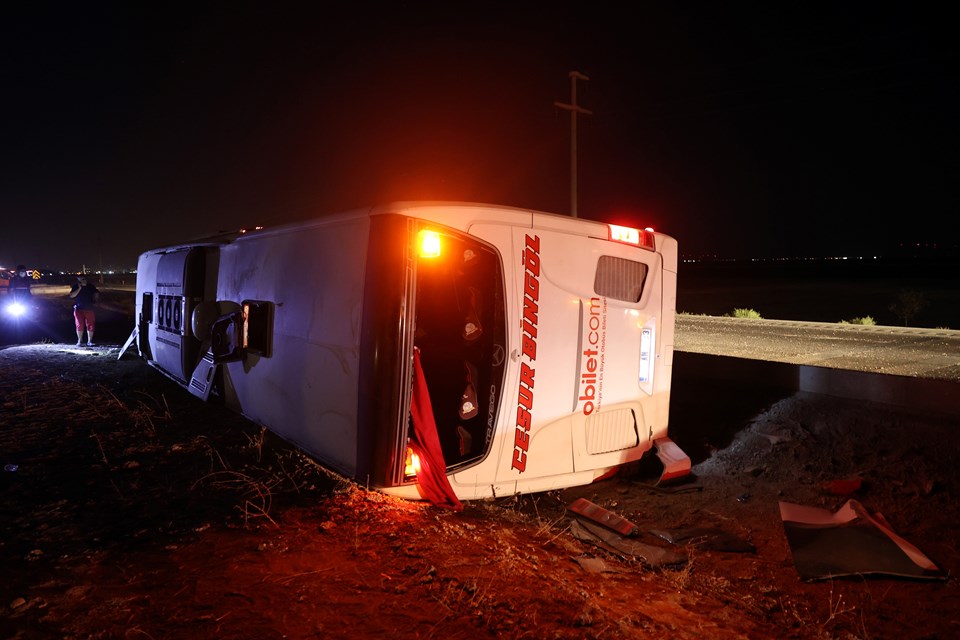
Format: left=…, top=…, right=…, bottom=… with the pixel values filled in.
left=128, top=202, right=689, bottom=504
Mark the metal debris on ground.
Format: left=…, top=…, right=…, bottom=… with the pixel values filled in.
left=567, top=497, right=639, bottom=536
left=779, top=499, right=945, bottom=581
left=569, top=519, right=687, bottom=568
left=650, top=527, right=755, bottom=553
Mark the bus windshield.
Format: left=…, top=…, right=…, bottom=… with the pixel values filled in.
left=412, top=228, right=506, bottom=471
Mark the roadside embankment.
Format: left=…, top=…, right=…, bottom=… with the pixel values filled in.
left=674, top=315, right=960, bottom=417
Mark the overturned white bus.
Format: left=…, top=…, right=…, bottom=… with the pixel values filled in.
left=125, top=202, right=689, bottom=507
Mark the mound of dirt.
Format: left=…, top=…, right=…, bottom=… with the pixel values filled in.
left=1, top=343, right=958, bottom=639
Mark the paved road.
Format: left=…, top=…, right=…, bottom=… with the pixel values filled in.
left=675, top=315, right=960, bottom=382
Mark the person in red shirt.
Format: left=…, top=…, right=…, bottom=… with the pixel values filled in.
left=69, top=276, right=99, bottom=346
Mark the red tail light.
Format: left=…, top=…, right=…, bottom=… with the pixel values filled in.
left=608, top=224, right=655, bottom=250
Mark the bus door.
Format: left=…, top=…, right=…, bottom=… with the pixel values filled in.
left=432, top=222, right=521, bottom=496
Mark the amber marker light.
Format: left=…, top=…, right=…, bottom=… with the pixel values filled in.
left=417, top=229, right=442, bottom=258
left=404, top=447, right=422, bottom=479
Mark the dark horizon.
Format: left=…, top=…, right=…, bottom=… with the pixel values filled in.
left=2, top=4, right=957, bottom=270
left=10, top=243, right=960, bottom=276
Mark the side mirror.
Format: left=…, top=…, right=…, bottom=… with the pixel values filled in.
left=210, top=311, right=244, bottom=364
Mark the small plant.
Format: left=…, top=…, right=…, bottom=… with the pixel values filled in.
left=817, top=581, right=858, bottom=636
left=889, top=290, right=927, bottom=327
left=243, top=426, right=268, bottom=462
left=731, top=308, right=762, bottom=319
left=669, top=550, right=696, bottom=591
left=840, top=316, right=876, bottom=325
left=192, top=468, right=280, bottom=528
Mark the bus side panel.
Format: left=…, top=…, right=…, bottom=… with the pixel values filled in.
left=217, top=217, right=371, bottom=478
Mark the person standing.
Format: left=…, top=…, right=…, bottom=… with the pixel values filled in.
left=69, top=275, right=99, bottom=346
left=8, top=265, right=32, bottom=300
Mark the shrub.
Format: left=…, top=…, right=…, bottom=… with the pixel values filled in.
left=840, top=316, right=876, bottom=326
left=889, top=290, right=927, bottom=327
left=731, top=308, right=762, bottom=319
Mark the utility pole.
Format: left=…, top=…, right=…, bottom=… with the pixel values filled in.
left=98, top=233, right=104, bottom=285
left=554, top=70, right=592, bottom=217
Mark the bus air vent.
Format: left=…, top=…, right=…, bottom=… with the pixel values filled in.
left=585, top=408, right=639, bottom=454
left=593, top=256, right=647, bottom=303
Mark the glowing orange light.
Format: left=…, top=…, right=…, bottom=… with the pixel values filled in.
left=404, top=447, right=421, bottom=478
left=417, top=230, right=441, bottom=258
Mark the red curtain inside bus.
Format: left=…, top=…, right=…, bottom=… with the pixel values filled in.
left=410, top=349, right=464, bottom=511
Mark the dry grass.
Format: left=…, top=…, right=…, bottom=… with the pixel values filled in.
left=4, top=344, right=953, bottom=639
left=192, top=469, right=280, bottom=528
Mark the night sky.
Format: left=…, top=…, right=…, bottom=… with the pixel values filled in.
left=2, top=2, right=957, bottom=270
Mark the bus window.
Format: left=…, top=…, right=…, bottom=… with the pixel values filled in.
left=413, top=228, right=506, bottom=471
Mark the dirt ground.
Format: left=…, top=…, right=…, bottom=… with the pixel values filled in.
left=2, top=297, right=959, bottom=639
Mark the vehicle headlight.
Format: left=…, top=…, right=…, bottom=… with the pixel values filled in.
left=5, top=301, right=26, bottom=317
